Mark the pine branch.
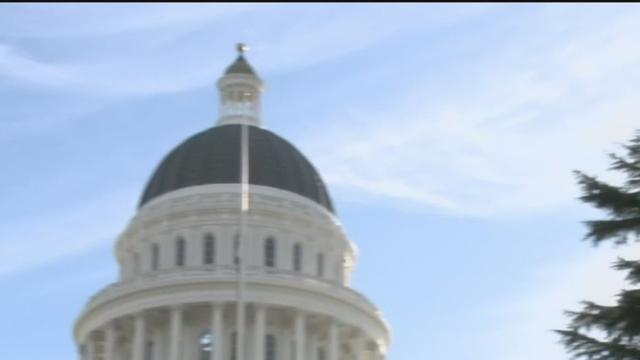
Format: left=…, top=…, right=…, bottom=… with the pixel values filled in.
left=565, top=301, right=622, bottom=332
left=609, top=131, right=640, bottom=190
left=575, top=171, right=640, bottom=218
left=565, top=296, right=640, bottom=340
left=558, top=129, right=640, bottom=360
left=556, top=329, right=640, bottom=360
left=609, top=154, right=640, bottom=191
left=583, top=217, right=640, bottom=245
left=614, top=258, right=640, bottom=285
left=609, top=153, right=640, bottom=177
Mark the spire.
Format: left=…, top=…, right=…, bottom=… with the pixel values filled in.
left=224, top=43, right=257, bottom=76
left=216, top=43, right=264, bottom=127
left=224, top=56, right=257, bottom=76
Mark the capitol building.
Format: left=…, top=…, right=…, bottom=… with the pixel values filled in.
left=74, top=45, right=391, bottom=360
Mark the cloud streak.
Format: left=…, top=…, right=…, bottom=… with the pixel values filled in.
left=475, top=243, right=640, bottom=360
left=0, top=188, right=135, bottom=277
left=0, top=4, right=259, bottom=38
left=0, top=4, right=493, bottom=96
left=0, top=44, right=80, bottom=87
left=303, top=7, right=640, bottom=217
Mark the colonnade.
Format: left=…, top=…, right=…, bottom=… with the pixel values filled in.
left=81, top=303, right=383, bottom=360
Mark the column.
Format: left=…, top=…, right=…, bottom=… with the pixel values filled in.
left=132, top=314, right=146, bottom=360
left=169, top=306, right=184, bottom=360
left=254, top=305, right=266, bottom=360
left=211, top=303, right=224, bottom=360
left=308, top=333, right=317, bottom=360
left=104, top=322, right=116, bottom=360
left=375, top=340, right=386, bottom=360
left=352, top=335, right=365, bottom=360
left=328, top=319, right=339, bottom=360
left=282, top=329, right=292, bottom=360
left=294, top=311, right=306, bottom=360
left=377, top=342, right=387, bottom=360
left=79, top=344, right=86, bottom=360
left=86, top=337, right=96, bottom=360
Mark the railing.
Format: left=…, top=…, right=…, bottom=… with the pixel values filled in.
left=82, top=266, right=381, bottom=316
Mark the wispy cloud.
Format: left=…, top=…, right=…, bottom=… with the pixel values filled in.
left=0, top=4, right=502, bottom=153
left=0, top=44, right=80, bottom=87
left=0, top=4, right=260, bottom=38
left=0, top=4, right=494, bottom=96
left=304, top=7, right=640, bottom=217
left=473, top=243, right=640, bottom=360
left=0, top=188, right=135, bottom=277
left=254, top=4, right=494, bottom=74
left=28, top=267, right=118, bottom=297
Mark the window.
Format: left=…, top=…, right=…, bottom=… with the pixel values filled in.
left=204, top=234, right=215, bottom=265
left=265, top=237, right=276, bottom=268
left=145, top=341, right=154, bottom=360
left=176, top=237, right=186, bottom=267
left=266, top=334, right=277, bottom=360
left=233, top=233, right=240, bottom=266
left=151, top=244, right=159, bottom=271
left=242, top=91, right=254, bottom=102
left=293, top=243, right=302, bottom=272
left=317, top=253, right=324, bottom=277
left=199, top=332, right=213, bottom=360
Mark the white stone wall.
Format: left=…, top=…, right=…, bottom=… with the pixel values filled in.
left=75, top=184, right=389, bottom=360
left=217, top=73, right=263, bottom=127
left=116, top=184, right=355, bottom=286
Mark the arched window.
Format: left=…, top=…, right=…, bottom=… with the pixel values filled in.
left=199, top=332, right=213, bottom=360
left=265, top=237, right=276, bottom=268
left=145, top=341, right=154, bottom=360
left=176, top=237, right=186, bottom=267
left=265, top=334, right=277, bottom=360
left=204, top=234, right=215, bottom=265
left=293, top=243, right=302, bottom=272
left=233, top=233, right=240, bottom=266
left=316, top=253, right=324, bottom=277
left=151, top=244, right=159, bottom=271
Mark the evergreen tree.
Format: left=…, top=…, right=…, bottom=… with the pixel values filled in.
left=556, top=131, right=640, bottom=359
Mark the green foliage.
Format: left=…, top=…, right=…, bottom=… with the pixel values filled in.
left=556, top=131, right=640, bottom=359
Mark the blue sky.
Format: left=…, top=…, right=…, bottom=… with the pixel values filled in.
left=2, top=4, right=640, bottom=360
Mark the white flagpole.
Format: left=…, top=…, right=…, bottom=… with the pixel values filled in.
left=236, top=122, right=249, bottom=360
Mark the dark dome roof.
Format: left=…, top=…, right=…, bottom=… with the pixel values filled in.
left=140, top=125, right=334, bottom=213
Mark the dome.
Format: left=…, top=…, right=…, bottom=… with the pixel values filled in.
left=139, top=124, right=335, bottom=213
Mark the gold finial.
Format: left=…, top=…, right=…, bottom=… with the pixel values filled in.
left=236, top=43, right=249, bottom=55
